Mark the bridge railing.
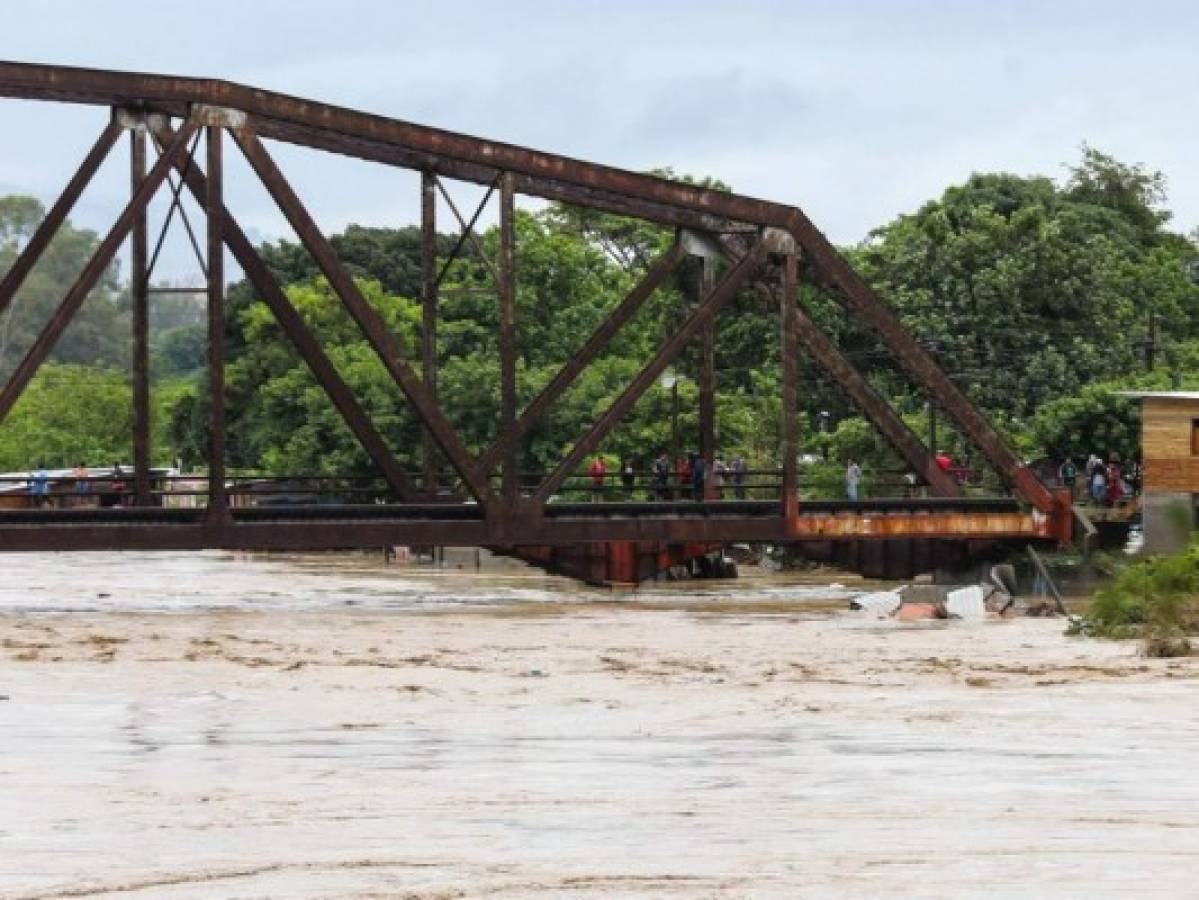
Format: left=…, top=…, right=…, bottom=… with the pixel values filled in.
left=0, top=466, right=991, bottom=509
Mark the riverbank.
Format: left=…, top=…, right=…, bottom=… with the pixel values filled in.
left=3, top=588, right=1198, bottom=898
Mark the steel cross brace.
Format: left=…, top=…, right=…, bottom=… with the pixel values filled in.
left=434, top=174, right=501, bottom=288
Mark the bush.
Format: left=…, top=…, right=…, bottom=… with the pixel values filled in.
left=1071, top=541, right=1199, bottom=655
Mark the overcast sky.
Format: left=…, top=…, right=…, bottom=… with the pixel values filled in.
left=2, top=0, right=1196, bottom=281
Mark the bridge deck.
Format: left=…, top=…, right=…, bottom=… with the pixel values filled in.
left=0, top=498, right=1052, bottom=552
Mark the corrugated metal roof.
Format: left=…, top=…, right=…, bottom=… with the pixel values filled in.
left=1116, top=391, right=1199, bottom=401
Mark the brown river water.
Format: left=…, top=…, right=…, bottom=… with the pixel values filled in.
left=1, top=551, right=1197, bottom=898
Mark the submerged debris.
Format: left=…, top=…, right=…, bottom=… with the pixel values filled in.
left=848, top=591, right=902, bottom=616
left=849, top=564, right=1056, bottom=622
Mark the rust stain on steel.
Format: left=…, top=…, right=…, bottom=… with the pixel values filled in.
left=781, top=511, right=1054, bottom=540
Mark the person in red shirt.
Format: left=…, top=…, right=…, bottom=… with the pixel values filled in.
left=587, top=456, right=607, bottom=501
left=674, top=455, right=692, bottom=501
left=935, top=451, right=953, bottom=473
left=1105, top=457, right=1124, bottom=506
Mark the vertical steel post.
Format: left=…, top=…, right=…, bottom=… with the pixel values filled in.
left=699, top=257, right=717, bottom=500
left=700, top=257, right=716, bottom=464
left=781, top=253, right=800, bottom=517
left=498, top=172, right=518, bottom=504
left=671, top=381, right=680, bottom=467
left=130, top=127, right=151, bottom=506
left=205, top=125, right=227, bottom=518
left=420, top=171, right=438, bottom=495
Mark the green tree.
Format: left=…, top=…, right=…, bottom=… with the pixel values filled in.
left=0, top=364, right=131, bottom=470
left=0, top=195, right=129, bottom=381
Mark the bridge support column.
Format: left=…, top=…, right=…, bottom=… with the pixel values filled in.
left=780, top=251, right=799, bottom=518
left=130, top=126, right=152, bottom=507
left=205, top=125, right=228, bottom=520
left=420, top=171, right=438, bottom=496
left=499, top=172, right=518, bottom=504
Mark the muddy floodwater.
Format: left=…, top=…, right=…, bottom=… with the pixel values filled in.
left=1, top=552, right=1198, bottom=898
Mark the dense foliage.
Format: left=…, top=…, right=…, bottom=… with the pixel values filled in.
left=1070, top=537, right=1199, bottom=655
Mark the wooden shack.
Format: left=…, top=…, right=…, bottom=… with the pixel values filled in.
left=1121, top=392, right=1199, bottom=552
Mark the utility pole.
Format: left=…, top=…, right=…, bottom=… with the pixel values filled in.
left=1145, top=311, right=1160, bottom=372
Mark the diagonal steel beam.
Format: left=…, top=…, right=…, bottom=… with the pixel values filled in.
left=530, top=236, right=768, bottom=506
left=0, top=121, right=198, bottom=425
left=0, top=120, right=122, bottom=321
left=152, top=124, right=414, bottom=501
left=230, top=126, right=492, bottom=504
left=478, top=239, right=686, bottom=475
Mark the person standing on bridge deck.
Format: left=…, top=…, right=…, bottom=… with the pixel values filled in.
left=935, top=450, right=953, bottom=474
left=73, top=461, right=89, bottom=496
left=690, top=453, right=707, bottom=501
left=1105, top=455, right=1124, bottom=507
left=846, top=459, right=863, bottom=502
left=675, top=455, right=692, bottom=501
left=712, top=456, right=726, bottom=500
left=731, top=456, right=747, bottom=500
left=652, top=452, right=671, bottom=500
left=1058, top=457, right=1079, bottom=500
left=109, top=462, right=128, bottom=508
left=620, top=457, right=636, bottom=500
left=1089, top=464, right=1106, bottom=505
left=587, top=456, right=607, bottom=502
left=30, top=462, right=49, bottom=507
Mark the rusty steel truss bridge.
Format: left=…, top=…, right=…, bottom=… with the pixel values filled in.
left=0, top=62, right=1072, bottom=584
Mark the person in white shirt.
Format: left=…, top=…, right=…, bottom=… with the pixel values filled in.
left=846, top=460, right=862, bottom=502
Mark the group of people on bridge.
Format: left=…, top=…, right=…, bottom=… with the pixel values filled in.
left=1058, top=453, right=1138, bottom=507
left=586, top=454, right=749, bottom=501
left=20, top=462, right=129, bottom=508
